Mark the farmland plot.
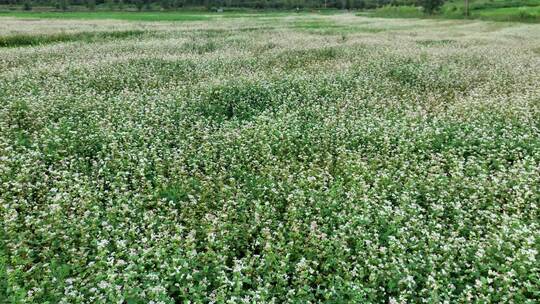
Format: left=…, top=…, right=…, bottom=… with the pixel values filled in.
left=1, top=14, right=540, bottom=303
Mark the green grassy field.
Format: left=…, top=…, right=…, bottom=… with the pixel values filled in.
left=474, top=5, right=540, bottom=20
left=360, top=0, right=540, bottom=22
left=442, top=0, right=540, bottom=21
left=0, top=10, right=304, bottom=21
left=1, top=12, right=540, bottom=303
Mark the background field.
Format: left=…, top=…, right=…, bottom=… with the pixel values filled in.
left=1, top=12, right=540, bottom=303
left=443, top=0, right=540, bottom=21
left=356, top=0, right=540, bottom=22
left=2, top=0, right=540, bottom=22
left=0, top=10, right=307, bottom=21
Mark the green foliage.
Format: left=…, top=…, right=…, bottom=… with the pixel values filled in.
left=160, top=0, right=171, bottom=9
left=371, top=5, right=424, bottom=17
left=0, top=30, right=146, bottom=47
left=0, top=11, right=214, bottom=21
left=444, top=0, right=540, bottom=11
left=135, top=0, right=144, bottom=10
left=0, top=233, right=7, bottom=303
left=56, top=0, right=69, bottom=10
left=474, top=5, right=540, bottom=21
left=86, top=0, right=96, bottom=10
left=361, top=0, right=540, bottom=22
left=421, top=0, right=444, bottom=14
left=0, top=0, right=376, bottom=10
left=441, top=0, right=540, bottom=20
left=22, top=0, right=31, bottom=10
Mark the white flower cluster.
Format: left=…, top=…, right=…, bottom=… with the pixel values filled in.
left=1, top=13, right=539, bottom=303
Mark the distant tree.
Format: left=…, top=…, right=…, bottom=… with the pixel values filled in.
left=172, top=0, right=183, bottom=8
left=57, top=0, right=69, bottom=10
left=86, top=0, right=96, bottom=10
left=22, top=0, right=31, bottom=10
left=376, top=0, right=389, bottom=7
left=143, top=0, right=151, bottom=10
left=0, top=0, right=411, bottom=11
left=254, top=0, right=266, bottom=8
left=421, top=0, right=444, bottom=14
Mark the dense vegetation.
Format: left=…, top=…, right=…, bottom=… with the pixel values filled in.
left=442, top=0, right=540, bottom=20
left=0, top=0, right=398, bottom=10
left=2, top=0, right=540, bottom=23
left=363, top=0, right=540, bottom=21
left=1, top=12, right=540, bottom=304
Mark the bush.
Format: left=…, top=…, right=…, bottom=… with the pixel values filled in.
left=135, top=0, right=144, bottom=10
left=160, top=0, right=171, bottom=9
left=22, top=1, right=32, bottom=10
left=56, top=0, right=69, bottom=11
left=421, top=0, right=445, bottom=14
left=86, top=0, right=96, bottom=10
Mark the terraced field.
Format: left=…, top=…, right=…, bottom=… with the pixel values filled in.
left=1, top=14, right=540, bottom=303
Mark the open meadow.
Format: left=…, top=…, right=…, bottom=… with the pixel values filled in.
left=1, top=12, right=540, bottom=303
left=360, top=0, right=540, bottom=22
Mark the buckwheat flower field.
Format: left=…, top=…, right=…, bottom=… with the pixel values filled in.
left=1, top=13, right=539, bottom=303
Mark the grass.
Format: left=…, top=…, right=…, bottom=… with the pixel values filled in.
left=443, top=0, right=540, bottom=11
left=442, top=0, right=540, bottom=21
left=475, top=6, right=540, bottom=21
left=0, top=30, right=146, bottom=47
left=369, top=5, right=425, bottom=18
left=0, top=10, right=334, bottom=21
left=1, top=12, right=539, bottom=304
left=360, top=0, right=540, bottom=22
left=0, top=10, right=214, bottom=21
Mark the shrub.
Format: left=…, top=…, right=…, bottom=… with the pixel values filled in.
left=421, top=0, right=445, bottom=14
left=86, top=0, right=96, bottom=10
left=22, top=1, right=32, bottom=10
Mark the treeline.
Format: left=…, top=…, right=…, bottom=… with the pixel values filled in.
left=0, top=0, right=420, bottom=10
